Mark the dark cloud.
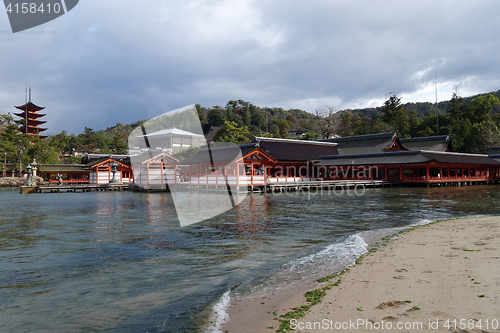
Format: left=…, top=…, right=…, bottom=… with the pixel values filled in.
left=1, top=0, right=499, bottom=134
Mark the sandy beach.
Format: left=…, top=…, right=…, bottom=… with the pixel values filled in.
left=221, top=216, right=500, bottom=332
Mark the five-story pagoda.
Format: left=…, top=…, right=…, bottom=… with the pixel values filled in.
left=14, top=89, right=47, bottom=139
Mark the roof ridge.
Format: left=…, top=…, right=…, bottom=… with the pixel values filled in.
left=136, top=128, right=204, bottom=138
left=320, top=150, right=419, bottom=160
left=197, top=142, right=258, bottom=151
left=254, top=136, right=338, bottom=146
left=400, top=135, right=449, bottom=142
left=318, top=132, right=397, bottom=142
left=420, top=150, right=489, bottom=157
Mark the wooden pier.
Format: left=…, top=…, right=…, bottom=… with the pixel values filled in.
left=266, top=179, right=393, bottom=193
left=34, top=183, right=130, bottom=193
left=22, top=178, right=495, bottom=195
left=185, top=179, right=395, bottom=193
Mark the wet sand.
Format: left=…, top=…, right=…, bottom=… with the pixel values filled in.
left=221, top=216, right=500, bottom=332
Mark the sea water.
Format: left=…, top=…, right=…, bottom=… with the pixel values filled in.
left=1, top=185, right=499, bottom=332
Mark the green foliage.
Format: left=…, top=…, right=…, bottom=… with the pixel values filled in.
left=242, top=105, right=251, bottom=126
left=465, top=94, right=500, bottom=124
left=251, top=110, right=266, bottom=128
left=468, top=120, right=500, bottom=154
left=272, top=119, right=291, bottom=138
left=0, top=114, right=60, bottom=172
left=443, top=92, right=500, bottom=152
left=172, top=146, right=199, bottom=161
left=213, top=121, right=251, bottom=144
left=299, top=131, right=319, bottom=140
left=447, top=92, right=465, bottom=119
left=382, top=93, right=410, bottom=137
left=206, top=107, right=226, bottom=127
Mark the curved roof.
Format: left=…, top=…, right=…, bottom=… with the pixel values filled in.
left=181, top=144, right=258, bottom=164
left=136, top=128, right=204, bottom=138
left=400, top=135, right=452, bottom=152
left=14, top=111, right=46, bottom=119
left=317, top=150, right=500, bottom=166
left=181, top=137, right=340, bottom=164
left=15, top=101, right=45, bottom=111
left=255, top=137, right=338, bottom=161
left=318, top=132, right=407, bottom=155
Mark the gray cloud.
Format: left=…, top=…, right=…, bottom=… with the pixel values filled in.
left=1, top=0, right=500, bottom=134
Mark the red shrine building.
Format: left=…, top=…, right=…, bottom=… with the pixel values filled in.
left=14, top=89, right=48, bottom=138
left=179, top=133, right=500, bottom=189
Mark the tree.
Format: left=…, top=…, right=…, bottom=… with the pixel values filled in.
left=242, top=105, right=251, bottom=126
left=447, top=92, right=464, bottom=120
left=48, top=130, right=72, bottom=153
left=299, top=131, right=319, bottom=140
left=26, top=136, right=59, bottom=165
left=351, top=114, right=365, bottom=135
left=448, top=118, right=473, bottom=152
left=369, top=113, right=391, bottom=134
left=195, top=103, right=206, bottom=123
left=213, top=121, right=251, bottom=144
left=0, top=114, right=21, bottom=172
left=206, top=108, right=226, bottom=127
left=339, top=111, right=353, bottom=137
left=314, top=105, right=337, bottom=138
left=469, top=120, right=500, bottom=154
left=465, top=94, right=500, bottom=124
left=110, top=133, right=128, bottom=154
left=81, top=127, right=97, bottom=153
left=225, top=104, right=234, bottom=122
left=271, top=118, right=290, bottom=138
left=408, top=110, right=420, bottom=137
left=250, top=110, right=265, bottom=129
left=382, top=93, right=410, bottom=137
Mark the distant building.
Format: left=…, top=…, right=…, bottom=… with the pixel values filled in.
left=288, top=129, right=309, bottom=138
left=39, top=157, right=133, bottom=184
left=132, top=152, right=180, bottom=188
left=14, top=89, right=47, bottom=138
left=130, top=128, right=205, bottom=151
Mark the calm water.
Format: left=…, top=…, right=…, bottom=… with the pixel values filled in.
left=1, top=185, right=500, bottom=332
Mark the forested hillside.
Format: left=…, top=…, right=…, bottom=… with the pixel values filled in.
left=1, top=91, right=500, bottom=172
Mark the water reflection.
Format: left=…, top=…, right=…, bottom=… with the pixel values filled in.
left=235, top=195, right=271, bottom=239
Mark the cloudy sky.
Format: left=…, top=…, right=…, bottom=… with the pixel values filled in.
left=1, top=0, right=500, bottom=135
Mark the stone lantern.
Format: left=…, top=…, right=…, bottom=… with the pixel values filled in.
left=24, top=164, right=33, bottom=186
left=109, top=160, right=120, bottom=184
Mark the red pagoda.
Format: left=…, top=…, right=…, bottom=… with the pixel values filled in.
left=14, top=89, right=47, bottom=139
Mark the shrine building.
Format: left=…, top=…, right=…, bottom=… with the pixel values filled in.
left=14, top=89, right=48, bottom=138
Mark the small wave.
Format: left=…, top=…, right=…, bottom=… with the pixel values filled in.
left=289, top=233, right=368, bottom=270
left=410, top=218, right=433, bottom=227
left=204, top=290, right=230, bottom=333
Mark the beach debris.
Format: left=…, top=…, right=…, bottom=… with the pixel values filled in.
left=376, top=300, right=406, bottom=309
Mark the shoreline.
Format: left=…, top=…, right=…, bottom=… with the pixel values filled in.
left=220, top=216, right=500, bottom=333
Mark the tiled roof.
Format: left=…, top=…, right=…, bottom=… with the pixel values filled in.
left=318, top=132, right=406, bottom=155
left=317, top=150, right=500, bottom=166
left=400, top=135, right=452, bottom=152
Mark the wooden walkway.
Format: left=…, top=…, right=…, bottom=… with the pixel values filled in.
left=186, top=179, right=395, bottom=193
left=36, top=183, right=130, bottom=193
left=266, top=179, right=393, bottom=193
